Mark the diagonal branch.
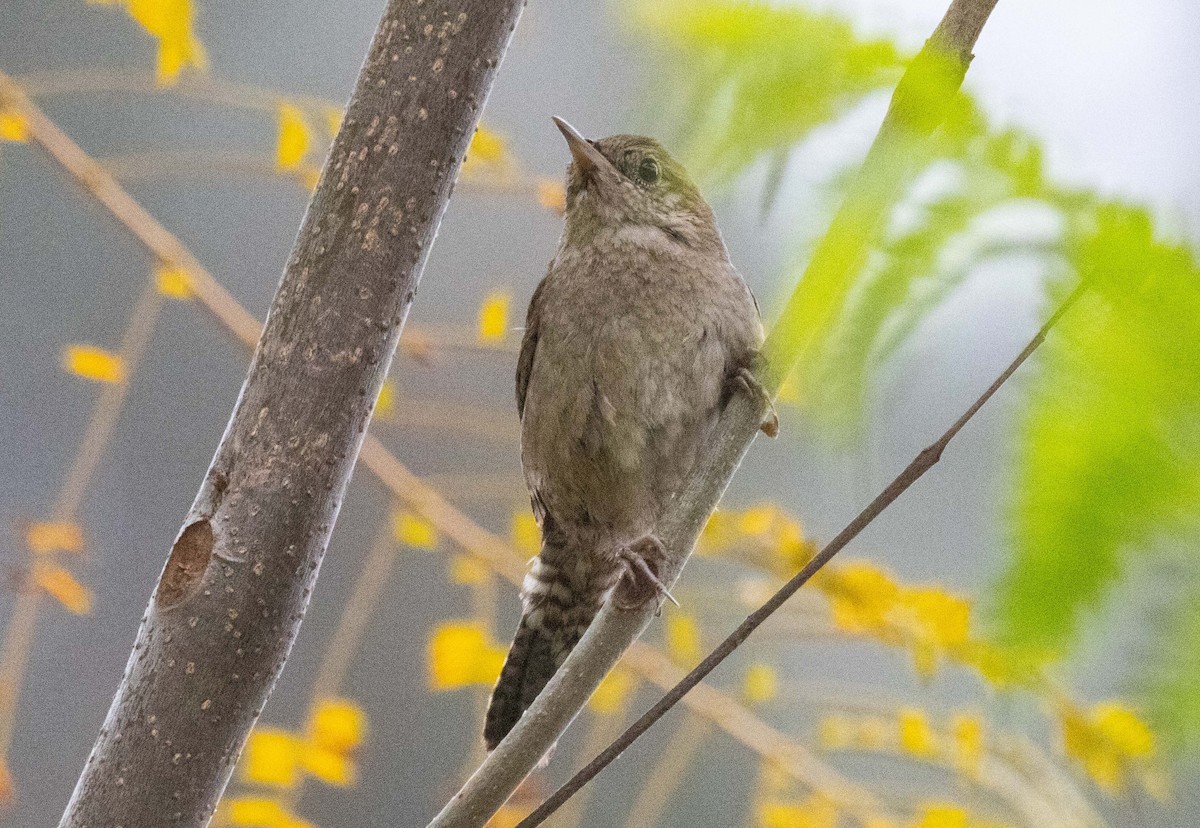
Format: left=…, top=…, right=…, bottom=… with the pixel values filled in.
left=519, top=282, right=1085, bottom=826
left=6, top=2, right=530, bottom=825
left=430, top=1, right=1004, bottom=825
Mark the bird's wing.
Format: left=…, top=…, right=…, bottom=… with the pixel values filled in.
left=515, top=278, right=546, bottom=419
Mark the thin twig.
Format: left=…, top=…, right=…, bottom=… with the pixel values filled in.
left=518, top=283, right=1086, bottom=826
left=16, top=68, right=338, bottom=115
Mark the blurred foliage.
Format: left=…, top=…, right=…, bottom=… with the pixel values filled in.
left=638, top=0, right=1200, bottom=750
left=635, top=1, right=902, bottom=183
left=4, top=1, right=1192, bottom=823
left=1004, top=206, right=1200, bottom=649
left=1147, top=595, right=1200, bottom=755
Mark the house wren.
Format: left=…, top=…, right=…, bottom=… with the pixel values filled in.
left=484, top=118, right=775, bottom=750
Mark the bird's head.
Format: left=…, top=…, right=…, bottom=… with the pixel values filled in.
left=553, top=117, right=722, bottom=252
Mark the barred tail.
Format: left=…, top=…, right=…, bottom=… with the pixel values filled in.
left=484, top=549, right=613, bottom=750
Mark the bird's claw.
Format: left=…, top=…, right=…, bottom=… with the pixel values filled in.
left=615, top=536, right=678, bottom=613
left=735, top=367, right=779, bottom=438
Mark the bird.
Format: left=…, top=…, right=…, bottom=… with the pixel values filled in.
left=483, top=117, right=776, bottom=751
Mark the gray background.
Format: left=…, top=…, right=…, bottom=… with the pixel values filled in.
left=0, top=0, right=1197, bottom=825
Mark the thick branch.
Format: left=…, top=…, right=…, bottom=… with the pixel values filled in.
left=429, top=1, right=1002, bottom=825
left=53, top=2, right=524, bottom=825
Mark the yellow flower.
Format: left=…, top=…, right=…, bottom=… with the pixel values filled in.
left=241, top=727, right=303, bottom=788
left=392, top=511, right=437, bottom=550
left=0, top=109, right=29, bottom=142
left=535, top=178, right=566, bottom=214
left=1061, top=701, right=1157, bottom=794
left=738, top=504, right=779, bottom=536
left=588, top=667, right=634, bottom=715
left=477, top=291, right=511, bottom=343
left=1093, top=703, right=1155, bottom=758
left=774, top=525, right=817, bottom=576
left=733, top=503, right=814, bottom=576
left=951, top=713, right=984, bottom=778
left=467, top=126, right=507, bottom=164
left=665, top=611, right=701, bottom=666
left=428, top=621, right=506, bottom=690
left=510, top=511, right=541, bottom=556
left=449, top=554, right=489, bottom=586
left=238, top=701, right=366, bottom=793
left=898, top=708, right=937, bottom=757
left=905, top=588, right=971, bottom=647
left=155, top=264, right=192, bottom=299
left=276, top=103, right=311, bottom=171
left=307, top=698, right=365, bottom=754
left=118, top=0, right=207, bottom=85
left=886, top=585, right=970, bottom=680
left=222, top=796, right=314, bottom=828
left=913, top=803, right=968, bottom=828
left=757, top=796, right=837, bottom=828
left=821, top=562, right=897, bottom=636
left=301, top=744, right=354, bottom=786
left=223, top=796, right=286, bottom=826
left=34, top=564, right=91, bottom=614
left=743, top=663, right=778, bottom=704
left=64, top=345, right=125, bottom=383
left=375, top=380, right=395, bottom=419
left=25, top=521, right=83, bottom=555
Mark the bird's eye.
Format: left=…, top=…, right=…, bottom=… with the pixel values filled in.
left=637, top=157, right=661, bottom=185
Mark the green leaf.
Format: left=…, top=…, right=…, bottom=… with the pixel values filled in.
left=996, top=202, right=1200, bottom=651
left=806, top=159, right=1026, bottom=428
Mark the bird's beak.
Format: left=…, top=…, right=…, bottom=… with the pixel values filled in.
left=552, top=116, right=609, bottom=179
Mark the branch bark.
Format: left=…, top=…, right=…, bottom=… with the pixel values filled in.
left=429, top=1, right=1001, bottom=825
left=54, top=1, right=524, bottom=825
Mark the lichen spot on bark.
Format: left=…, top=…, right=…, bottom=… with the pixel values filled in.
left=156, top=519, right=215, bottom=609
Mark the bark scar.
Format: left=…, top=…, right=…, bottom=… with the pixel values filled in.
left=155, top=519, right=214, bottom=609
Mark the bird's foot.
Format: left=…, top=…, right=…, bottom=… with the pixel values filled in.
left=735, top=367, right=779, bottom=438
left=614, top=536, right=678, bottom=613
